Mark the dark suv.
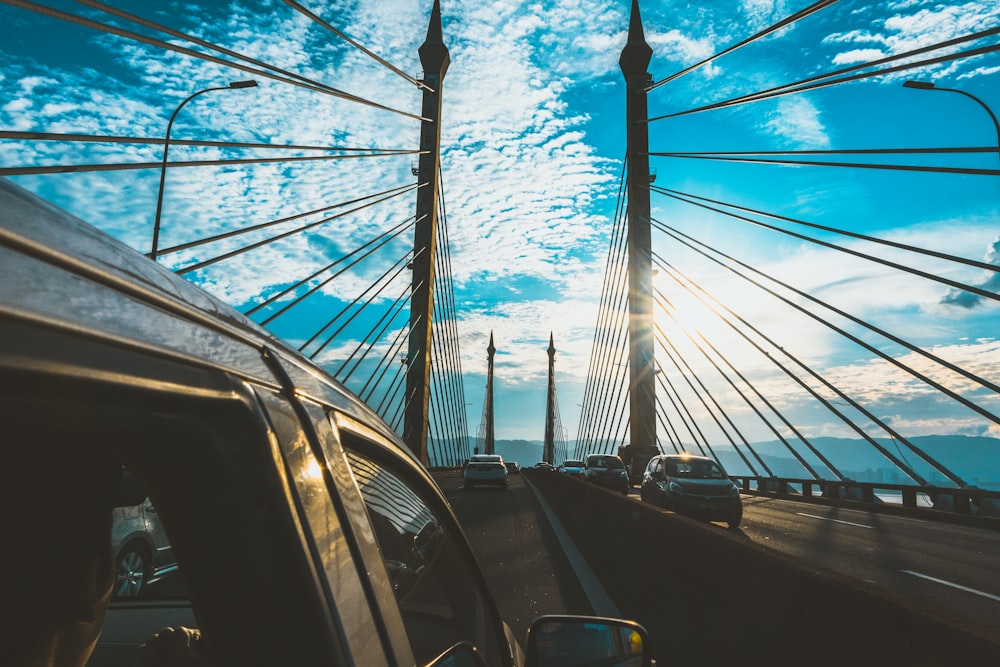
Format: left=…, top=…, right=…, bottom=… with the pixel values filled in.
left=0, top=180, right=650, bottom=667
left=640, top=453, right=743, bottom=529
left=585, top=454, right=630, bottom=494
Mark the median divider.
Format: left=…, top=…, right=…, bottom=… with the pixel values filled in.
left=524, top=467, right=1000, bottom=666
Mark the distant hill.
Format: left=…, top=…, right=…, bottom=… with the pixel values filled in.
left=473, top=439, right=543, bottom=465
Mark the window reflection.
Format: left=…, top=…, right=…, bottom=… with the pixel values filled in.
left=345, top=450, right=501, bottom=666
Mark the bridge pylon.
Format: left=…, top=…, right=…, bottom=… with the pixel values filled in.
left=543, top=333, right=557, bottom=465
left=620, top=0, right=657, bottom=455
left=404, top=0, right=450, bottom=464
left=481, top=332, right=496, bottom=455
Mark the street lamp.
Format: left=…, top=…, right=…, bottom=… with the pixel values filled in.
left=903, top=79, right=1000, bottom=162
left=150, top=79, right=258, bottom=260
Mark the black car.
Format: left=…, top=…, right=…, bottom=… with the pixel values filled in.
left=585, top=454, right=630, bottom=494
left=0, top=179, right=652, bottom=667
left=640, top=453, right=743, bottom=529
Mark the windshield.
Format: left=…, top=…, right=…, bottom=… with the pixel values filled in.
left=666, top=459, right=727, bottom=479
left=588, top=456, right=623, bottom=469
left=563, top=460, right=585, bottom=468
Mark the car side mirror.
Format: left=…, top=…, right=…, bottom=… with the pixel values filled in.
left=525, top=615, right=652, bottom=667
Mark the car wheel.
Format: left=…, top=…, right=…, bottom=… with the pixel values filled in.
left=727, top=507, right=743, bottom=530
left=114, top=542, right=150, bottom=598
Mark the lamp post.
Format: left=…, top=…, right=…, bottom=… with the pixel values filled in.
left=150, top=80, right=258, bottom=260
left=903, top=79, right=1000, bottom=163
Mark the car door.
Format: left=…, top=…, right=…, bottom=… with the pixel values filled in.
left=328, top=412, right=518, bottom=667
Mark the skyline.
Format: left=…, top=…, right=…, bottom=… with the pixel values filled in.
left=1, top=0, right=998, bottom=451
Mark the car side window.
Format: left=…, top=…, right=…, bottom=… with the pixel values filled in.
left=343, top=447, right=506, bottom=667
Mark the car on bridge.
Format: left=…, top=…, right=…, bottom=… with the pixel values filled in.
left=640, top=453, right=743, bottom=529
left=558, top=459, right=586, bottom=479
left=464, top=454, right=509, bottom=489
left=0, top=180, right=652, bottom=667
left=584, top=454, right=630, bottom=494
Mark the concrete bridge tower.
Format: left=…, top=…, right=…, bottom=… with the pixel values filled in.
left=483, top=332, right=496, bottom=455
left=620, top=0, right=657, bottom=459
left=543, top=333, right=557, bottom=465
left=404, top=0, right=450, bottom=464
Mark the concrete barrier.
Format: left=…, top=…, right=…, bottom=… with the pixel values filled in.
left=525, top=468, right=1000, bottom=666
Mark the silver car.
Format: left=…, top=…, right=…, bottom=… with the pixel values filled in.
left=464, top=454, right=509, bottom=489
left=111, top=497, right=177, bottom=598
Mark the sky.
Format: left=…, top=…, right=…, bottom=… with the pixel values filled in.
left=2, top=0, right=999, bottom=456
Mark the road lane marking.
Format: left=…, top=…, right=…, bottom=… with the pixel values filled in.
left=523, top=476, right=620, bottom=618
left=903, top=570, right=1000, bottom=603
left=796, top=512, right=873, bottom=529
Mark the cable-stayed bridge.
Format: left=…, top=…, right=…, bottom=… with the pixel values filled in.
left=2, top=0, right=999, bottom=517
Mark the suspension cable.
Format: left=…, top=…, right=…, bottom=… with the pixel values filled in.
left=4, top=0, right=428, bottom=121
left=648, top=27, right=1000, bottom=122
left=645, top=0, right=839, bottom=93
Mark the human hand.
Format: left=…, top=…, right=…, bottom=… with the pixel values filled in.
left=137, top=626, right=215, bottom=667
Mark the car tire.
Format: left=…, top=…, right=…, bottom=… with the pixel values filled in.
left=727, top=508, right=743, bottom=530
left=114, top=541, right=151, bottom=598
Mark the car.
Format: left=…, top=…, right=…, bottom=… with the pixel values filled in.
left=505, top=461, right=521, bottom=475
left=584, top=454, right=630, bottom=494
left=111, top=496, right=178, bottom=598
left=534, top=461, right=554, bottom=469
left=558, top=459, right=586, bottom=479
left=464, top=454, right=509, bottom=489
left=0, top=180, right=653, bottom=667
left=640, top=453, right=743, bottom=529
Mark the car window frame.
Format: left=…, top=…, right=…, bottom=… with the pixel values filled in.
left=331, top=412, right=515, bottom=667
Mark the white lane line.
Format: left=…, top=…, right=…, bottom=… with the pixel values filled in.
left=796, top=512, right=873, bottom=529
left=523, top=476, right=620, bottom=618
left=903, top=570, right=1000, bottom=603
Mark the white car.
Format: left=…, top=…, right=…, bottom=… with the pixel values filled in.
left=464, top=454, right=509, bottom=489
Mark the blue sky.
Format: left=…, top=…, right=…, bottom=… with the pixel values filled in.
left=2, top=0, right=999, bottom=448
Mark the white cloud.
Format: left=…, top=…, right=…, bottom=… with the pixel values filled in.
left=824, top=1, right=1000, bottom=78
left=761, top=97, right=830, bottom=148
left=831, top=48, right=886, bottom=65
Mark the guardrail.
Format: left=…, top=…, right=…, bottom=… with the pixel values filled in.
left=731, top=475, right=1000, bottom=520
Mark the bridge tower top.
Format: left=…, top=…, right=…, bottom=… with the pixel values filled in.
left=419, top=0, right=450, bottom=82
left=619, top=0, right=652, bottom=75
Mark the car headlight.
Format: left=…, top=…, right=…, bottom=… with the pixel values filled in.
left=618, top=470, right=627, bottom=477
left=668, top=481, right=684, bottom=495
left=729, top=484, right=740, bottom=497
